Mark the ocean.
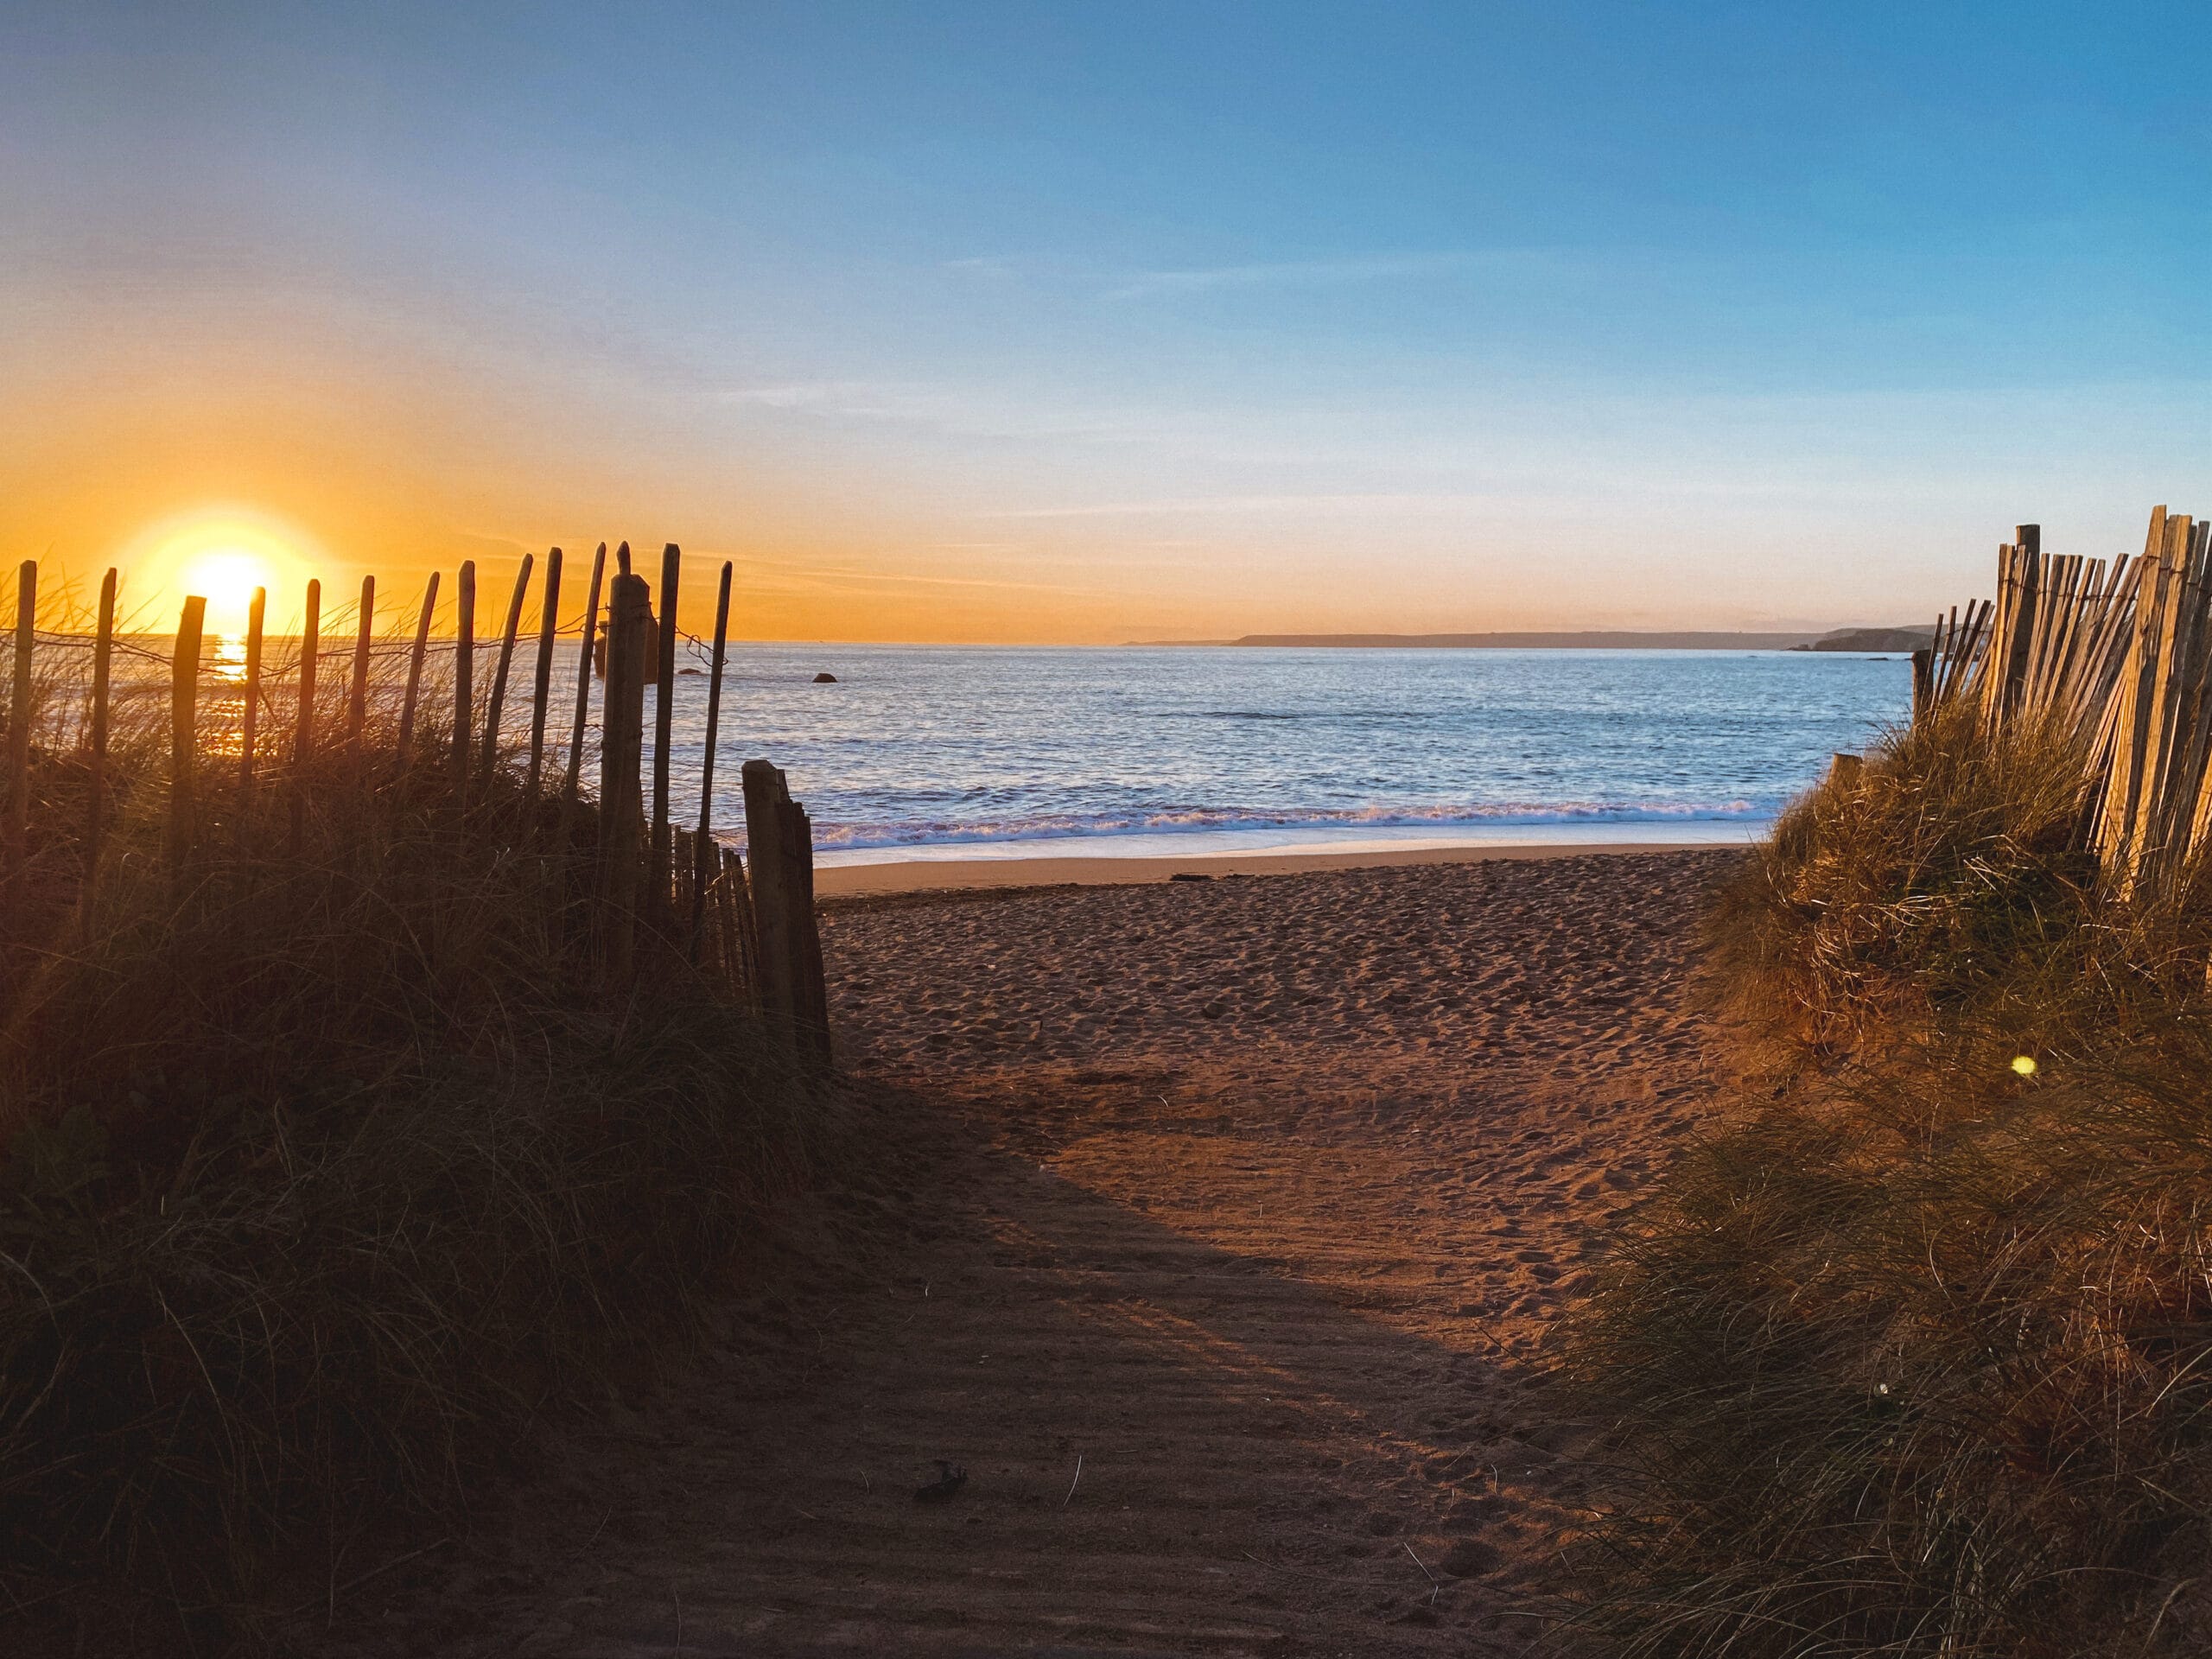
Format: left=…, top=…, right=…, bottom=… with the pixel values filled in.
left=629, top=645, right=1913, bottom=865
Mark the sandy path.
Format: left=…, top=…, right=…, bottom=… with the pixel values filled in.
left=307, top=850, right=1736, bottom=1657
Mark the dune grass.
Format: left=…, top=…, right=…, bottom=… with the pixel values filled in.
left=1564, top=704, right=2212, bottom=1656
left=0, top=597, right=821, bottom=1639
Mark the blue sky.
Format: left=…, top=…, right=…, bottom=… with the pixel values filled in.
left=5, top=2, right=2208, bottom=639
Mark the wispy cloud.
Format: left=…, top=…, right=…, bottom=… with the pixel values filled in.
left=710, top=378, right=1151, bottom=443
left=982, top=491, right=1515, bottom=519
left=727, top=552, right=1116, bottom=602
left=1103, top=249, right=1554, bottom=301
left=940, top=255, right=1022, bottom=279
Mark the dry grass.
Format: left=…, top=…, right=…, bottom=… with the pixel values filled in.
left=0, top=594, right=819, bottom=1642
left=1564, top=708, right=2212, bottom=1656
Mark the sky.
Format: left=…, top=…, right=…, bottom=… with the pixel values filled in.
left=3, top=1, right=2208, bottom=642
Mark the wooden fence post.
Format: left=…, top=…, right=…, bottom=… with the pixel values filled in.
left=240, top=584, right=265, bottom=793
left=1910, top=646, right=1931, bottom=721
left=563, top=543, right=608, bottom=811
left=397, top=571, right=438, bottom=770
left=9, top=559, right=32, bottom=861
left=690, top=559, right=733, bottom=957
left=742, top=760, right=795, bottom=1026
left=291, top=579, right=319, bottom=855
left=1996, top=524, right=2042, bottom=721
left=296, top=579, right=321, bottom=763
left=600, top=571, right=652, bottom=982
left=453, top=561, right=475, bottom=803
left=173, top=594, right=207, bottom=871
left=83, top=568, right=115, bottom=932
left=346, top=574, right=375, bottom=757
left=526, top=545, right=562, bottom=800
left=651, top=543, right=680, bottom=923
left=741, top=758, right=830, bottom=1064
left=480, top=551, right=533, bottom=788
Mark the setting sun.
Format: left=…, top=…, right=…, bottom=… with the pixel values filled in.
left=122, top=509, right=321, bottom=635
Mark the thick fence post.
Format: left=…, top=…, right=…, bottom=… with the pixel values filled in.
left=742, top=758, right=830, bottom=1064
left=172, top=594, right=207, bottom=871
left=9, top=559, right=33, bottom=861
left=742, top=760, right=795, bottom=1026
left=600, top=571, right=651, bottom=982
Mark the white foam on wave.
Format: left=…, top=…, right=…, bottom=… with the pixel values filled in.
left=809, top=798, right=1768, bottom=852
left=805, top=802, right=1772, bottom=864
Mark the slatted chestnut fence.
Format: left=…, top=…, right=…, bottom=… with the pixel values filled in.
left=0, top=542, right=831, bottom=1061
left=1916, top=505, right=2212, bottom=896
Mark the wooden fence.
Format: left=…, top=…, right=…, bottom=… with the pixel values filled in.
left=1916, top=505, right=2212, bottom=895
left=0, top=539, right=831, bottom=1060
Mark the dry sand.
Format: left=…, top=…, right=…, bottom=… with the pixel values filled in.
left=308, top=849, right=1742, bottom=1657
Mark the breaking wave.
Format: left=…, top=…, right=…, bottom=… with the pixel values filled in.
left=808, top=798, right=1769, bottom=852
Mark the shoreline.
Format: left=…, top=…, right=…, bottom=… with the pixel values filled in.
left=812, top=836, right=1749, bottom=899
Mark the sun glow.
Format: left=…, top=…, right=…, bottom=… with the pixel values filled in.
left=123, top=508, right=322, bottom=636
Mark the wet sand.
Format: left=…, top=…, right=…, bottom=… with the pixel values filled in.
left=813, top=838, right=1733, bottom=898
left=309, top=849, right=1742, bottom=1657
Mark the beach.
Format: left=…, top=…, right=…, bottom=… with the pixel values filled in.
left=315, top=845, right=1742, bottom=1656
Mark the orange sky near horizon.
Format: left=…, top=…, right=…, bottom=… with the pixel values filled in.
left=6, top=304, right=2199, bottom=649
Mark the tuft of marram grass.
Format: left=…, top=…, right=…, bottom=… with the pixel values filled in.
left=0, top=601, right=821, bottom=1637
left=1563, top=705, right=2212, bottom=1657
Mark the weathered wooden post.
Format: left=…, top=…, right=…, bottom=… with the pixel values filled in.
left=1996, top=524, right=2042, bottom=722
left=741, top=758, right=831, bottom=1064
left=82, top=568, right=116, bottom=932
left=1910, top=646, right=1932, bottom=721
left=172, top=594, right=207, bottom=871
left=742, top=760, right=796, bottom=1027
left=480, top=551, right=533, bottom=788
left=9, top=559, right=33, bottom=861
left=526, top=545, right=562, bottom=800
left=346, top=574, right=375, bottom=758
left=239, top=584, right=266, bottom=793
left=690, top=559, right=733, bottom=957
left=396, top=571, right=438, bottom=770
left=651, top=543, right=680, bottom=925
left=453, top=561, right=476, bottom=802
left=600, top=570, right=652, bottom=982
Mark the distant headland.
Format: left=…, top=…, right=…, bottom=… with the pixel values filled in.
left=1142, top=627, right=1937, bottom=651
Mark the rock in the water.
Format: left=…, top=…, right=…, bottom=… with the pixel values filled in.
left=813, top=671, right=838, bottom=683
